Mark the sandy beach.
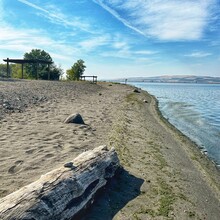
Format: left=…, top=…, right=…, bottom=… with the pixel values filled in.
left=0, top=79, right=220, bottom=219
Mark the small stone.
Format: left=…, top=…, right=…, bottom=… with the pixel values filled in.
left=64, top=113, right=85, bottom=124
left=133, top=88, right=140, bottom=93
left=79, top=125, right=87, bottom=129
left=64, top=162, right=74, bottom=168
left=143, top=100, right=148, bottom=103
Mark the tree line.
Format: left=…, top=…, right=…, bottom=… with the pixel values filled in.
left=0, top=49, right=86, bottom=81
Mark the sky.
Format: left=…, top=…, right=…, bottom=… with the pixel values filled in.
left=0, top=0, right=220, bottom=79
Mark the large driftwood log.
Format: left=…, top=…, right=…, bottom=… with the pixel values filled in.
left=0, top=145, right=120, bottom=220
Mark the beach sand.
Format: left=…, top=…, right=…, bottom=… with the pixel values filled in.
left=0, top=79, right=220, bottom=219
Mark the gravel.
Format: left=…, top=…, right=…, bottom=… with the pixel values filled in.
left=0, top=78, right=102, bottom=120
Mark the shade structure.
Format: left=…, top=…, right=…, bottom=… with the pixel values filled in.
left=3, top=58, right=53, bottom=79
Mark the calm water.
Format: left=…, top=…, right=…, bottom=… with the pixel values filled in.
left=130, top=82, right=220, bottom=165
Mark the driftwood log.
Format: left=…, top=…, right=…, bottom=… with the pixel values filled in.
left=0, top=145, right=120, bottom=220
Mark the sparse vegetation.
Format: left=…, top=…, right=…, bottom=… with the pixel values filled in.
left=157, top=179, right=175, bottom=217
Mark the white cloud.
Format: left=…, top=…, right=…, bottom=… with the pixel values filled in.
left=79, top=35, right=111, bottom=51
left=0, top=1, right=84, bottom=66
left=184, top=51, right=212, bottom=57
left=17, top=0, right=94, bottom=33
left=93, top=0, right=217, bottom=41
left=18, top=0, right=48, bottom=13
left=100, top=47, right=157, bottom=61
left=134, top=50, right=158, bottom=55
left=92, top=0, right=146, bottom=36
left=112, top=41, right=127, bottom=50
left=100, top=50, right=130, bottom=59
left=0, top=25, right=79, bottom=65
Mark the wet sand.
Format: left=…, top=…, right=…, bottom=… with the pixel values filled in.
left=0, top=79, right=220, bottom=219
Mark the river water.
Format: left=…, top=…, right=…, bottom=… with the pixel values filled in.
left=130, top=82, right=220, bottom=165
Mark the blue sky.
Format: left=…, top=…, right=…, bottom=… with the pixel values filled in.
left=0, top=0, right=219, bottom=79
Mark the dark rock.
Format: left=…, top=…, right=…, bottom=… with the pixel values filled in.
left=64, top=113, right=85, bottom=124
left=64, top=162, right=75, bottom=168
left=133, top=88, right=140, bottom=93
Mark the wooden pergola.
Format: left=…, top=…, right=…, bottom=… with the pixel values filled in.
left=3, top=58, right=53, bottom=79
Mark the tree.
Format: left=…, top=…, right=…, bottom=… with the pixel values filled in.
left=49, top=64, right=64, bottom=80
left=66, top=59, right=86, bottom=81
left=0, top=63, right=7, bottom=77
left=24, top=49, right=55, bottom=80
left=11, top=64, right=26, bottom=79
left=66, top=68, right=75, bottom=80
left=0, top=64, right=23, bottom=78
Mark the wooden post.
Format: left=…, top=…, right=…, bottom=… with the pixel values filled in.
left=6, top=58, right=9, bottom=78
left=94, top=76, right=97, bottom=83
left=36, top=62, right=39, bottom=80
left=48, top=64, right=50, bottom=80
left=21, top=63, right=24, bottom=79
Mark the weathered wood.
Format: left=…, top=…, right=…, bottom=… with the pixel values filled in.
left=0, top=145, right=120, bottom=220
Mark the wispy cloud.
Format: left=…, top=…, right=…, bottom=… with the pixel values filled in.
left=93, top=0, right=217, bottom=41
left=17, top=0, right=93, bottom=33
left=184, top=51, right=212, bottom=58
left=0, top=25, right=78, bottom=63
left=134, top=50, right=158, bottom=55
left=92, top=0, right=145, bottom=36
left=79, top=35, right=111, bottom=51
left=0, top=1, right=77, bottom=63
left=100, top=46, right=157, bottom=61
left=18, top=0, right=47, bottom=13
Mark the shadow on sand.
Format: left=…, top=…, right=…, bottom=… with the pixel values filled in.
left=75, top=168, right=144, bottom=220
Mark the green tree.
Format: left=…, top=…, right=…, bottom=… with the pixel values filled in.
left=66, top=59, right=86, bottom=81
left=11, top=64, right=26, bottom=79
left=66, top=68, right=75, bottom=80
left=0, top=63, right=7, bottom=77
left=24, top=49, right=53, bottom=79
left=49, top=64, right=64, bottom=80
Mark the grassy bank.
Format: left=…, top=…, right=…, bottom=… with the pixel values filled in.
left=83, top=85, right=220, bottom=220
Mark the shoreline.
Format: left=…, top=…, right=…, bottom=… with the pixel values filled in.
left=129, top=82, right=220, bottom=167
left=152, top=91, right=220, bottom=170
left=0, top=80, right=220, bottom=219
left=83, top=84, right=220, bottom=219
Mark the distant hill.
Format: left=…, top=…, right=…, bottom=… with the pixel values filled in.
left=114, top=75, right=220, bottom=84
